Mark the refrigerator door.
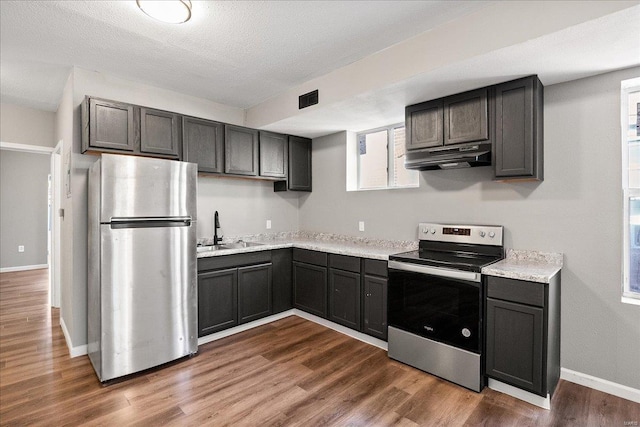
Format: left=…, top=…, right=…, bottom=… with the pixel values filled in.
left=99, top=221, right=197, bottom=381
left=99, top=154, right=197, bottom=222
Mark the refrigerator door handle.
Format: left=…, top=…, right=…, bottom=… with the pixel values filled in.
left=109, top=217, right=192, bottom=229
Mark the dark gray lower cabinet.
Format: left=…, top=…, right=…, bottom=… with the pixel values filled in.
left=363, top=275, right=387, bottom=340
left=198, top=251, right=272, bottom=337
left=238, top=264, right=272, bottom=324
left=272, top=249, right=293, bottom=314
left=198, top=268, right=238, bottom=337
left=293, top=261, right=327, bottom=318
left=329, top=269, right=361, bottom=330
left=486, top=298, right=543, bottom=393
left=485, top=274, right=560, bottom=397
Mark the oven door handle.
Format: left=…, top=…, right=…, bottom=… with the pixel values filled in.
left=387, top=260, right=481, bottom=283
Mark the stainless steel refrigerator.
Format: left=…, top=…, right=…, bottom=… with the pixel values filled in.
left=88, top=153, right=198, bottom=382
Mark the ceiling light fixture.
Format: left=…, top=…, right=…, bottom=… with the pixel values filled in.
left=136, top=0, right=192, bottom=24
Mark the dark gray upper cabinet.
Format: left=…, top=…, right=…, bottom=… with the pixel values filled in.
left=198, top=268, right=238, bottom=337
left=84, top=97, right=137, bottom=152
left=405, top=99, right=443, bottom=150
left=237, top=263, right=272, bottom=324
left=494, top=75, right=544, bottom=181
left=444, top=88, right=489, bottom=146
left=182, top=117, right=224, bottom=173
left=485, top=274, right=560, bottom=397
left=287, top=135, right=312, bottom=191
left=140, top=107, right=181, bottom=158
left=225, top=124, right=259, bottom=176
left=406, top=88, right=490, bottom=151
left=259, top=131, right=288, bottom=179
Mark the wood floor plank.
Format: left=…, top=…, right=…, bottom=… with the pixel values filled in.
left=1, top=268, right=639, bottom=426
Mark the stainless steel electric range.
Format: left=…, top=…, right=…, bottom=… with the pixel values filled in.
left=387, top=223, right=504, bottom=392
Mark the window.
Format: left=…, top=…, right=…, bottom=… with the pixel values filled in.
left=356, top=124, right=418, bottom=190
left=622, top=77, right=640, bottom=304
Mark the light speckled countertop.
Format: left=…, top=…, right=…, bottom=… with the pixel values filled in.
left=197, top=231, right=417, bottom=261
left=482, top=249, right=563, bottom=283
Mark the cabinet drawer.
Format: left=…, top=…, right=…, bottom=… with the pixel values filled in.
left=364, top=259, right=388, bottom=278
left=198, top=251, right=271, bottom=272
left=329, top=254, right=360, bottom=273
left=293, top=248, right=327, bottom=267
left=486, top=276, right=545, bottom=307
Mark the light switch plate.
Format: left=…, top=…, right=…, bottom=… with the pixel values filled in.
left=266, top=220, right=272, bottom=229
left=18, top=245, right=25, bottom=253
left=358, top=221, right=365, bottom=232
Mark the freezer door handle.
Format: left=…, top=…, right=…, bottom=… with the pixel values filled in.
left=109, top=217, right=192, bottom=229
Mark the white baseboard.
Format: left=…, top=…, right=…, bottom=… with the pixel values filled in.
left=292, top=309, right=388, bottom=351
left=198, top=310, right=296, bottom=346
left=60, top=317, right=87, bottom=358
left=0, top=264, right=48, bottom=273
left=488, top=378, right=551, bottom=409
left=561, top=368, right=640, bottom=404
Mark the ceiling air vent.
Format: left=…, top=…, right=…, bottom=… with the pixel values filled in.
left=299, top=90, right=318, bottom=109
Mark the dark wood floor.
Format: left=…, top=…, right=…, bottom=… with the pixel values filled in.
left=1, top=269, right=639, bottom=426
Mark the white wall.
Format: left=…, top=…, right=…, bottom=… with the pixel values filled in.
left=300, top=67, right=640, bottom=389
left=0, top=103, right=56, bottom=147
left=197, top=177, right=299, bottom=239
left=58, top=67, right=300, bottom=350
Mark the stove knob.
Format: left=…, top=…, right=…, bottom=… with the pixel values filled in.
left=462, top=328, right=471, bottom=338
left=489, top=231, right=496, bottom=238
left=479, top=231, right=486, bottom=238
left=430, top=228, right=436, bottom=234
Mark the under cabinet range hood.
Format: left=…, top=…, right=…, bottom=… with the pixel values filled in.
left=404, top=142, right=492, bottom=171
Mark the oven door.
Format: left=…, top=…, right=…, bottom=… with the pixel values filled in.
left=388, top=260, right=482, bottom=353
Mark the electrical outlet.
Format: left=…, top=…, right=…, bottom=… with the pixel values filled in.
left=266, top=220, right=272, bottom=229
left=358, top=221, right=365, bottom=232
left=18, top=245, right=25, bottom=253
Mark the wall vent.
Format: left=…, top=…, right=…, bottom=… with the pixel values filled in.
left=299, top=90, right=318, bottom=109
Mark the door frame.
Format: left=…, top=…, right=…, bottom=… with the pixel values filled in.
left=50, top=141, right=63, bottom=307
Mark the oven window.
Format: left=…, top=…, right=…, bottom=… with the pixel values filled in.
left=388, top=269, right=482, bottom=353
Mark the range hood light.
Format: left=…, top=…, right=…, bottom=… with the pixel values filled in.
left=136, top=0, right=192, bottom=24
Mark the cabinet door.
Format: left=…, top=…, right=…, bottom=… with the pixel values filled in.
left=328, top=269, right=361, bottom=330
left=183, top=117, right=224, bottom=173
left=259, top=131, right=288, bottom=178
left=272, top=249, right=293, bottom=314
left=89, top=98, right=136, bottom=151
left=444, top=88, right=489, bottom=146
left=198, top=268, right=238, bottom=337
left=405, top=100, right=443, bottom=150
left=225, top=125, right=258, bottom=176
left=494, top=76, right=543, bottom=180
left=237, top=263, right=272, bottom=324
left=363, top=275, right=387, bottom=340
left=140, top=107, right=181, bottom=158
left=293, top=261, right=327, bottom=317
left=486, top=298, right=544, bottom=395
left=288, top=136, right=312, bottom=191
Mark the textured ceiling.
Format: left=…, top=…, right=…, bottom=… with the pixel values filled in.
left=0, top=0, right=489, bottom=111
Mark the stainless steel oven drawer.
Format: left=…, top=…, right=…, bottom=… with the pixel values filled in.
left=388, top=326, right=482, bottom=392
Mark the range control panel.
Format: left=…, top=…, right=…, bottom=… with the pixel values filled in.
left=418, top=223, right=504, bottom=246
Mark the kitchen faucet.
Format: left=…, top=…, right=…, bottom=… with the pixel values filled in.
left=213, top=211, right=223, bottom=245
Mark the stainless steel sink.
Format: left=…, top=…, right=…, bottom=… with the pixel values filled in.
left=196, top=241, right=263, bottom=252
